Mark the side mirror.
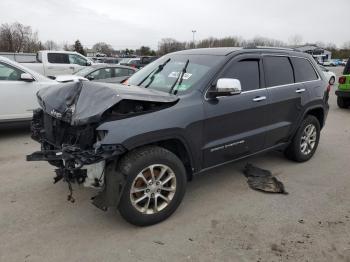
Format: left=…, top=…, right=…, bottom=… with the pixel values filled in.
left=86, top=61, right=92, bottom=66
left=20, top=73, right=35, bottom=82
left=208, top=78, right=241, bottom=98
left=87, top=75, right=94, bottom=81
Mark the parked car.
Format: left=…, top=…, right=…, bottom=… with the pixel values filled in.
left=91, top=57, right=121, bottom=64
left=0, top=56, right=56, bottom=123
left=20, top=50, right=93, bottom=77
left=120, top=56, right=158, bottom=69
left=322, top=60, right=331, bottom=66
left=54, top=64, right=137, bottom=83
left=340, top=59, right=348, bottom=66
left=335, top=58, right=350, bottom=108
left=119, top=57, right=140, bottom=66
left=27, top=47, right=329, bottom=226
left=319, top=65, right=336, bottom=85
left=333, top=59, right=342, bottom=66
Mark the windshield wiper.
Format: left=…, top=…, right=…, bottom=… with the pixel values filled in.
left=137, top=58, right=171, bottom=87
left=169, top=59, right=189, bottom=95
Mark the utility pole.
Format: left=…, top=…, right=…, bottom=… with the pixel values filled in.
left=192, top=30, right=197, bottom=48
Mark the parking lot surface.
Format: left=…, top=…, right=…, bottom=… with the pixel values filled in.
left=1, top=67, right=349, bottom=262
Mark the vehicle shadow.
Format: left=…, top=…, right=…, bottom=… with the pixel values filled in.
left=0, top=123, right=30, bottom=140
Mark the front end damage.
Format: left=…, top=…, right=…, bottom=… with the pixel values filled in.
left=26, top=81, right=178, bottom=209
left=27, top=108, right=126, bottom=207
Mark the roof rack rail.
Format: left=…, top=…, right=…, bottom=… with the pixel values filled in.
left=243, top=46, right=298, bottom=51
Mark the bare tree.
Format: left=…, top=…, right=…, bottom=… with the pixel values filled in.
left=0, top=22, right=41, bottom=52
left=157, top=38, right=186, bottom=55
left=92, top=42, right=114, bottom=56
left=247, top=36, right=286, bottom=47
left=196, top=36, right=241, bottom=48
left=44, top=40, right=58, bottom=50
left=62, top=42, right=73, bottom=51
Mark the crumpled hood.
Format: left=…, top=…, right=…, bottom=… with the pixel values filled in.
left=37, top=81, right=178, bottom=125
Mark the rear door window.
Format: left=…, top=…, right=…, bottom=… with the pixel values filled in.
left=290, top=57, right=318, bottom=82
left=88, top=68, right=113, bottom=80
left=263, top=56, right=294, bottom=87
left=221, top=59, right=260, bottom=91
left=114, top=68, right=131, bottom=77
left=48, top=53, right=70, bottom=64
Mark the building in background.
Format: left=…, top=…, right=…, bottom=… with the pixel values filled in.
left=294, top=45, right=332, bottom=63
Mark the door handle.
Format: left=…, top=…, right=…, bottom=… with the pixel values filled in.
left=252, top=96, right=266, bottom=102
left=69, top=66, right=74, bottom=70
left=295, top=88, right=306, bottom=93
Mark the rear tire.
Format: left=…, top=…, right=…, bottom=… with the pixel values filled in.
left=118, top=146, right=187, bottom=226
left=337, top=96, right=348, bottom=108
left=285, top=115, right=320, bottom=162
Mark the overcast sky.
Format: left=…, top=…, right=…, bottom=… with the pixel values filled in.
left=0, top=0, right=348, bottom=49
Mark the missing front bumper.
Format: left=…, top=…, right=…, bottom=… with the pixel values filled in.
left=27, top=109, right=127, bottom=209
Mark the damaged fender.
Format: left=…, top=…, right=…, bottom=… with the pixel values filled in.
left=91, top=160, right=127, bottom=210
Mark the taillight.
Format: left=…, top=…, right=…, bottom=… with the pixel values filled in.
left=339, top=76, right=346, bottom=84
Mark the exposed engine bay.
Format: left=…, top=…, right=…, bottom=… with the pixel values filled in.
left=26, top=81, right=178, bottom=207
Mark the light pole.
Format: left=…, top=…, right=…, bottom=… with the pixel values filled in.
left=192, top=30, right=197, bottom=48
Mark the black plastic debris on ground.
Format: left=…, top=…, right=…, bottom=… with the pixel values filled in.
left=243, top=164, right=288, bottom=194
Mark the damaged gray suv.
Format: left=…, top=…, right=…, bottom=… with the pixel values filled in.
left=27, top=47, right=329, bottom=226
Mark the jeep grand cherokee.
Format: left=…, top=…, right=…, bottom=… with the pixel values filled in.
left=27, top=47, right=329, bottom=226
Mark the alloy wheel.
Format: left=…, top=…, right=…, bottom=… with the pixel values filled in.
left=300, top=124, right=317, bottom=155
left=130, top=164, right=177, bottom=214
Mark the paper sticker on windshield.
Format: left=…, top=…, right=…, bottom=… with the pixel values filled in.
left=183, top=73, right=192, bottom=79
left=168, top=72, right=192, bottom=80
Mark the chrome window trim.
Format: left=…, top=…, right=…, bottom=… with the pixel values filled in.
left=262, top=54, right=321, bottom=88
left=204, top=53, right=322, bottom=101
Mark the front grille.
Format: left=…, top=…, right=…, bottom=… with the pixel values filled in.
left=43, top=113, right=96, bottom=149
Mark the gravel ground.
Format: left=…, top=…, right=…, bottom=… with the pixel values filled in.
left=0, top=67, right=349, bottom=262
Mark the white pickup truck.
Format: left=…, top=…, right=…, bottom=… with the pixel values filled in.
left=21, top=50, right=93, bottom=77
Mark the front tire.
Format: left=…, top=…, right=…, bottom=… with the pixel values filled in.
left=118, top=146, right=187, bottom=226
left=285, top=115, right=320, bottom=162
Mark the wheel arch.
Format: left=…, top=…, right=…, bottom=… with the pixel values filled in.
left=304, top=106, right=325, bottom=129
left=123, top=137, right=195, bottom=181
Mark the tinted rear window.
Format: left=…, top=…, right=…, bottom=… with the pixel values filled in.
left=48, top=53, right=69, bottom=64
left=221, top=59, right=260, bottom=91
left=291, top=57, right=318, bottom=82
left=264, top=56, right=294, bottom=87
left=344, top=59, right=350, bottom=75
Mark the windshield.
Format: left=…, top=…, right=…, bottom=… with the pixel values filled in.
left=126, top=54, right=223, bottom=94
left=74, top=67, right=95, bottom=76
